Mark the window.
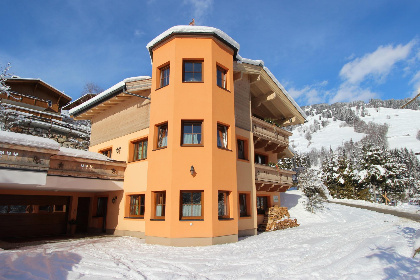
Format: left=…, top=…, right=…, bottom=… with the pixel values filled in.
left=39, top=205, right=53, bottom=213
left=153, top=191, right=166, bottom=219
left=54, top=205, right=66, bottom=212
left=239, top=193, right=250, bottom=217
left=159, top=64, right=170, bottom=88
left=100, top=148, right=112, bottom=158
left=255, top=153, right=268, bottom=165
left=182, top=121, right=202, bottom=145
left=218, top=191, right=230, bottom=219
left=157, top=123, right=168, bottom=148
left=180, top=191, right=203, bottom=219
left=217, top=66, right=227, bottom=89
left=9, top=205, right=28, bottom=213
left=183, top=61, right=202, bottom=82
left=217, top=124, right=228, bottom=149
left=133, top=139, right=148, bottom=161
left=96, top=197, right=107, bottom=217
left=237, top=139, right=248, bottom=160
left=128, top=194, right=145, bottom=218
left=256, top=196, right=268, bottom=215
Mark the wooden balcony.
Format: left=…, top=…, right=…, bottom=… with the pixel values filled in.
left=252, top=116, right=292, bottom=153
left=255, top=164, right=295, bottom=192
left=0, top=91, right=52, bottom=111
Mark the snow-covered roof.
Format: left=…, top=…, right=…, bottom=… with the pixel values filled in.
left=62, top=93, right=96, bottom=110
left=236, top=55, right=308, bottom=121
left=69, top=76, right=151, bottom=117
left=146, top=25, right=240, bottom=60
left=0, top=131, right=114, bottom=162
left=7, top=77, right=72, bottom=101
left=0, top=130, right=61, bottom=150
left=58, top=147, right=112, bottom=161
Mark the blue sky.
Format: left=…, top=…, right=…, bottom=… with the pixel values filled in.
left=2, top=0, right=420, bottom=106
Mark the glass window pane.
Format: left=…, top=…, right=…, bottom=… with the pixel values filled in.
left=184, top=73, right=193, bottom=82
left=182, top=192, right=192, bottom=204
left=10, top=205, right=28, bottom=213
left=183, top=124, right=192, bottom=134
left=185, top=62, right=193, bottom=72
left=193, top=124, right=201, bottom=133
left=183, top=134, right=193, bottom=144
left=195, top=134, right=201, bottom=144
left=194, top=62, right=202, bottom=72
left=193, top=73, right=202, bottom=82
left=0, top=206, right=8, bottom=214
left=182, top=205, right=192, bottom=216
left=143, top=141, right=148, bottom=159
left=192, top=192, right=201, bottom=204
left=138, top=144, right=143, bottom=160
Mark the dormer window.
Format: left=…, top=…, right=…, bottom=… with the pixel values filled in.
left=183, top=61, right=203, bottom=82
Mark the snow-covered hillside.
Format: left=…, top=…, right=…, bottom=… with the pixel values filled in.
left=361, top=107, right=420, bottom=155
left=290, top=104, right=420, bottom=160
left=1, top=191, right=419, bottom=279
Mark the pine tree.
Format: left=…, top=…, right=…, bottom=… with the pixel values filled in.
left=298, top=168, right=329, bottom=213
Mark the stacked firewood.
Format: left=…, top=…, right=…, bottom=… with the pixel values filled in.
left=258, top=206, right=299, bottom=232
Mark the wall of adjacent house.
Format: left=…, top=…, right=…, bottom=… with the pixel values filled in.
left=6, top=81, right=67, bottom=112
left=90, top=95, right=151, bottom=146
left=89, top=128, right=149, bottom=235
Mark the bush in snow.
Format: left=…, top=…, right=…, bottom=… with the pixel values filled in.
left=416, top=130, right=420, bottom=141
left=298, top=168, right=329, bottom=213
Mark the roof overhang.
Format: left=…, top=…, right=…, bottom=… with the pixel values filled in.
left=234, top=60, right=307, bottom=126
left=6, top=78, right=72, bottom=103
left=69, top=76, right=151, bottom=119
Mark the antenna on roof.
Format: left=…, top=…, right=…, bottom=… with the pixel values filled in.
left=401, top=90, right=420, bottom=108
left=189, top=18, right=195, bottom=26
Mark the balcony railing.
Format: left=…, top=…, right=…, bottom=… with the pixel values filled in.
left=255, top=164, right=295, bottom=192
left=252, top=116, right=292, bottom=152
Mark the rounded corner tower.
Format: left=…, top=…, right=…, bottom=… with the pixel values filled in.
left=145, top=25, right=240, bottom=246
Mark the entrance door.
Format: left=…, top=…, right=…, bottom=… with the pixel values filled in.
left=76, top=197, right=90, bottom=233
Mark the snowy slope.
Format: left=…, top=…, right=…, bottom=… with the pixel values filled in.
left=361, top=107, right=420, bottom=155
left=290, top=106, right=420, bottom=159
left=1, top=191, right=419, bottom=279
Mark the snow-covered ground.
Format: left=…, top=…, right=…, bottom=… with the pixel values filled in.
left=1, top=190, right=419, bottom=280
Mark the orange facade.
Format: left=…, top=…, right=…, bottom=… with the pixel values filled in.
left=69, top=26, right=306, bottom=246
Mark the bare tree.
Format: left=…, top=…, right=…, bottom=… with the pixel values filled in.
left=0, top=63, right=12, bottom=95
left=81, top=82, right=103, bottom=96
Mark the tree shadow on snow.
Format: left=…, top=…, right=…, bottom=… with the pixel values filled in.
left=280, top=193, right=301, bottom=208
left=0, top=250, right=82, bottom=279
left=366, top=246, right=420, bottom=280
